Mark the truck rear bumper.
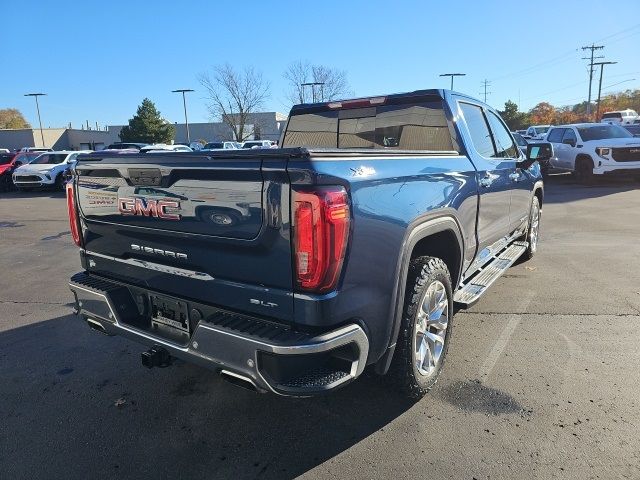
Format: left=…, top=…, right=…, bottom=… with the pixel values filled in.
left=69, top=272, right=369, bottom=396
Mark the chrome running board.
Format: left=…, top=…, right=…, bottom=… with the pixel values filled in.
left=454, top=241, right=528, bottom=307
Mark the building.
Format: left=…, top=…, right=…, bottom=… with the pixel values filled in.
left=0, top=112, right=288, bottom=151
left=0, top=127, right=113, bottom=151
left=109, top=112, right=288, bottom=144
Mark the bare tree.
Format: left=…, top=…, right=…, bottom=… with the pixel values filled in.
left=198, top=64, right=270, bottom=142
left=284, top=60, right=351, bottom=105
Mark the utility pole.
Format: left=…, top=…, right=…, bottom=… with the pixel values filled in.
left=172, top=89, right=194, bottom=143
left=24, top=93, right=46, bottom=148
left=480, top=79, right=491, bottom=103
left=301, top=82, right=325, bottom=103
left=593, top=61, right=617, bottom=120
left=581, top=44, right=604, bottom=115
left=439, top=73, right=466, bottom=90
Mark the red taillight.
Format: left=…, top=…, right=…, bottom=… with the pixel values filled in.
left=293, top=186, right=350, bottom=292
left=66, top=182, right=82, bottom=247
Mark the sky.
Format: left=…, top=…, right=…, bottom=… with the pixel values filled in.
left=2, top=0, right=639, bottom=129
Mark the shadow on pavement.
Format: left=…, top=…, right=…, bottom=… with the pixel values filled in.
left=542, top=173, right=638, bottom=203
left=0, top=314, right=415, bottom=480
left=0, top=189, right=65, bottom=199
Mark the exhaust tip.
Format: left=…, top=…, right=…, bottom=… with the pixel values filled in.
left=86, top=318, right=109, bottom=335
left=220, top=370, right=262, bottom=393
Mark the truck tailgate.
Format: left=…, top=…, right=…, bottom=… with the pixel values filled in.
left=74, top=152, right=293, bottom=321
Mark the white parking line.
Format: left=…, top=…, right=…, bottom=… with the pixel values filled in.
left=478, top=290, right=535, bottom=380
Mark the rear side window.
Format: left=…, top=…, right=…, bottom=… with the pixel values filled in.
left=282, top=100, right=456, bottom=152
left=546, top=128, right=565, bottom=143
left=486, top=112, right=519, bottom=158
left=562, top=129, right=577, bottom=144
left=459, top=103, right=495, bottom=158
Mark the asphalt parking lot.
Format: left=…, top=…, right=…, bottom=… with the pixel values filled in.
left=1, top=176, right=639, bottom=480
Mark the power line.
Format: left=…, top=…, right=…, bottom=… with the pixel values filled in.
left=581, top=44, right=604, bottom=115
left=479, top=79, right=491, bottom=102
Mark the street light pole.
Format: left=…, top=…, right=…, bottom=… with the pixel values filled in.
left=172, top=89, right=194, bottom=143
left=593, top=61, right=617, bottom=120
left=300, top=82, right=325, bottom=103
left=439, top=73, right=466, bottom=90
left=24, top=93, right=46, bottom=147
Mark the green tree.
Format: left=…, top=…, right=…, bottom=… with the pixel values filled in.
left=0, top=108, right=31, bottom=129
left=498, top=100, right=529, bottom=130
left=119, top=98, right=175, bottom=143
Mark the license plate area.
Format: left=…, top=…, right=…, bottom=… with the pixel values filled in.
left=150, top=295, right=190, bottom=335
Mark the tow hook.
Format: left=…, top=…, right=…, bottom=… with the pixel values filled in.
left=141, top=346, right=172, bottom=368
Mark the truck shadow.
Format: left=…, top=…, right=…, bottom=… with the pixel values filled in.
left=543, top=173, right=637, bottom=203
left=0, top=189, right=65, bottom=199
left=1, top=314, right=416, bottom=480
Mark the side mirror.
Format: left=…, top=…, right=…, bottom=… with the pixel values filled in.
left=562, top=138, right=576, bottom=147
left=14, top=161, right=22, bottom=167
left=517, top=142, right=553, bottom=169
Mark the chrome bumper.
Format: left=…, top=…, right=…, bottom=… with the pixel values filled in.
left=69, top=272, right=369, bottom=396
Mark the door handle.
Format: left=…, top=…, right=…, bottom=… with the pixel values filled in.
left=479, top=174, right=494, bottom=188
left=509, top=172, right=521, bottom=182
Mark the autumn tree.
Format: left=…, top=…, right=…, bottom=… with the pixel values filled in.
left=199, top=64, right=270, bottom=142
left=283, top=60, right=351, bottom=105
left=529, top=102, right=556, bottom=125
left=0, top=108, right=31, bottom=129
left=119, top=99, right=175, bottom=144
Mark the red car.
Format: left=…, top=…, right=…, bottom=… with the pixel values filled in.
left=0, top=152, right=41, bottom=191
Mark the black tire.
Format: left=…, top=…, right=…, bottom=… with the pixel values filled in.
left=521, top=195, right=541, bottom=261
left=575, top=156, right=594, bottom=185
left=54, top=173, right=65, bottom=191
left=387, top=256, right=453, bottom=400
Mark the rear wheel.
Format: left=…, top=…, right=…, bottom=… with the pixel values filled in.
left=387, top=256, right=453, bottom=399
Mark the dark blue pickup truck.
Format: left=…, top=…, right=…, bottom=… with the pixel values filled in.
left=67, top=89, right=550, bottom=398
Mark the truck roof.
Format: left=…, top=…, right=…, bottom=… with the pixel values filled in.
left=289, top=89, right=484, bottom=114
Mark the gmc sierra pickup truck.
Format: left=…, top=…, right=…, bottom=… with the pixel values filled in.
left=68, top=89, right=551, bottom=399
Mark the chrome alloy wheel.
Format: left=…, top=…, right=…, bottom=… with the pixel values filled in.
left=413, top=280, right=449, bottom=377
left=529, top=201, right=540, bottom=253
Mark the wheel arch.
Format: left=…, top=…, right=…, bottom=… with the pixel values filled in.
left=374, top=214, right=464, bottom=374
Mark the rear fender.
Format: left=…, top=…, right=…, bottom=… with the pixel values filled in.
left=375, top=215, right=464, bottom=374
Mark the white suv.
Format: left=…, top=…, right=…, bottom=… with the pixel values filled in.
left=545, top=123, right=640, bottom=183
left=13, top=150, right=91, bottom=191
left=601, top=109, right=638, bottom=125
left=524, top=125, right=552, bottom=140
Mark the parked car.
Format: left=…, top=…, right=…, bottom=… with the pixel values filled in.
left=19, top=147, right=53, bottom=153
left=0, top=151, right=43, bottom=190
left=524, top=125, right=552, bottom=140
left=241, top=140, right=277, bottom=149
left=139, top=144, right=193, bottom=153
left=12, top=150, right=91, bottom=191
left=600, top=109, right=638, bottom=125
left=67, top=88, right=549, bottom=399
left=203, top=141, right=240, bottom=150
left=106, top=142, right=148, bottom=151
left=623, top=124, right=640, bottom=137
left=512, top=132, right=529, bottom=156
left=545, top=123, right=640, bottom=183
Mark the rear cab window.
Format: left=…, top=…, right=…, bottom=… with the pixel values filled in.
left=282, top=96, right=458, bottom=152
left=458, top=102, right=495, bottom=158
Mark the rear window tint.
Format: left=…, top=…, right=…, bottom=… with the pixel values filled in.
left=283, top=101, right=456, bottom=152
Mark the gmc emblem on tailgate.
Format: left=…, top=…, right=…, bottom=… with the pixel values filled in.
left=118, top=197, right=181, bottom=220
